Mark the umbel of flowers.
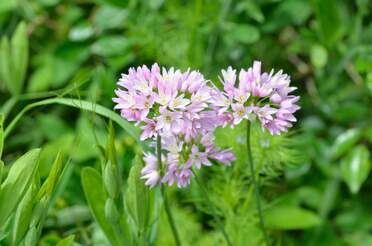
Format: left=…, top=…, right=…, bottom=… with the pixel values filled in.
left=113, top=62, right=300, bottom=188
left=113, top=63, right=235, bottom=188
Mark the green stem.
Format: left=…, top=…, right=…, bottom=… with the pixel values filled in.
left=246, top=121, right=270, bottom=246
left=156, top=136, right=181, bottom=246
left=193, top=172, right=232, bottom=246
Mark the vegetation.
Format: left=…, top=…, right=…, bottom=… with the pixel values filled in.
left=0, top=0, right=371, bottom=245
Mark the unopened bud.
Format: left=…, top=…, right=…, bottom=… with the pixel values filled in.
left=30, top=197, right=48, bottom=227
left=103, top=162, right=119, bottom=198
left=24, top=226, right=37, bottom=246
left=104, top=198, right=119, bottom=224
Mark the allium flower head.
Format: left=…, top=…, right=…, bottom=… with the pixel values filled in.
left=114, top=63, right=236, bottom=188
left=213, top=61, right=300, bottom=135
left=113, top=63, right=217, bottom=140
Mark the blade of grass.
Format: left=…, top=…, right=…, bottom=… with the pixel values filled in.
left=3, top=97, right=142, bottom=148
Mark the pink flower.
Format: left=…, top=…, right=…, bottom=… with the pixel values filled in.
left=141, top=153, right=161, bottom=188
left=209, top=148, right=236, bottom=165
left=232, top=103, right=249, bottom=125
left=162, top=163, right=178, bottom=186
left=140, top=119, right=157, bottom=140
left=156, top=107, right=183, bottom=134
left=188, top=145, right=211, bottom=169
left=176, top=167, right=193, bottom=188
left=217, top=60, right=300, bottom=135
left=169, top=94, right=190, bottom=110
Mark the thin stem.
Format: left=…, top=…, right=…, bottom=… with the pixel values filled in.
left=156, top=136, right=181, bottom=246
left=246, top=121, right=270, bottom=246
left=193, top=172, right=232, bottom=246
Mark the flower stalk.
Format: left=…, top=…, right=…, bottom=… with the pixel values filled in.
left=246, top=121, right=270, bottom=245
left=157, top=135, right=181, bottom=246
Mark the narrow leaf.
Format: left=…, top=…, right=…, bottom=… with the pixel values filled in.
left=0, top=149, right=40, bottom=225
left=0, top=37, right=15, bottom=95
left=265, top=205, right=321, bottom=230
left=341, top=145, right=371, bottom=194
left=12, top=184, right=37, bottom=245
left=38, top=152, right=64, bottom=199
left=4, top=98, right=142, bottom=149
left=106, top=121, right=118, bottom=166
left=11, top=21, right=28, bottom=95
left=81, top=167, right=123, bottom=246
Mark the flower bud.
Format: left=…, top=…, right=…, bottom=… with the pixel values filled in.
left=30, top=197, right=48, bottom=227
left=104, top=198, right=119, bottom=224
left=103, top=162, right=120, bottom=199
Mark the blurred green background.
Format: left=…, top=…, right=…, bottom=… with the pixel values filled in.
left=0, top=0, right=371, bottom=245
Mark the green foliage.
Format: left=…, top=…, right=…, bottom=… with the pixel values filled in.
left=0, top=22, right=28, bottom=95
left=56, top=235, right=75, bottom=246
left=341, top=145, right=371, bottom=194
left=0, top=149, right=40, bottom=226
left=0, top=0, right=371, bottom=245
left=81, top=167, right=125, bottom=246
left=125, top=156, right=155, bottom=242
left=265, top=205, right=321, bottom=230
left=331, top=128, right=363, bottom=159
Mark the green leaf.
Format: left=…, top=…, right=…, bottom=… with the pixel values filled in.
left=24, top=226, right=37, bottom=246
left=225, top=23, right=260, bottom=44
left=0, top=37, right=15, bottom=95
left=56, top=235, right=75, bottom=246
left=312, top=0, right=344, bottom=47
left=265, top=205, right=321, bottom=230
left=341, top=145, right=371, bottom=194
left=331, top=128, right=363, bottom=159
left=92, top=35, right=131, bottom=57
left=81, top=167, right=123, bottom=246
left=126, top=156, right=150, bottom=235
left=27, top=61, right=53, bottom=92
left=106, top=121, right=118, bottom=166
left=69, top=22, right=94, bottom=41
left=94, top=6, right=128, bottom=30
left=310, top=44, right=328, bottom=68
left=38, top=152, right=64, bottom=198
left=263, top=0, right=311, bottom=32
left=0, top=149, right=40, bottom=225
left=0, top=0, right=16, bottom=14
left=0, top=114, right=3, bottom=159
left=103, top=163, right=120, bottom=199
left=105, top=198, right=120, bottom=224
left=12, top=184, right=38, bottom=245
left=11, top=21, right=29, bottom=95
left=53, top=42, right=90, bottom=87
left=4, top=98, right=142, bottom=149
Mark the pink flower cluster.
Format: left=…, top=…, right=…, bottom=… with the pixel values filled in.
left=113, top=61, right=300, bottom=188
left=212, top=61, right=300, bottom=135
left=113, top=63, right=235, bottom=188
